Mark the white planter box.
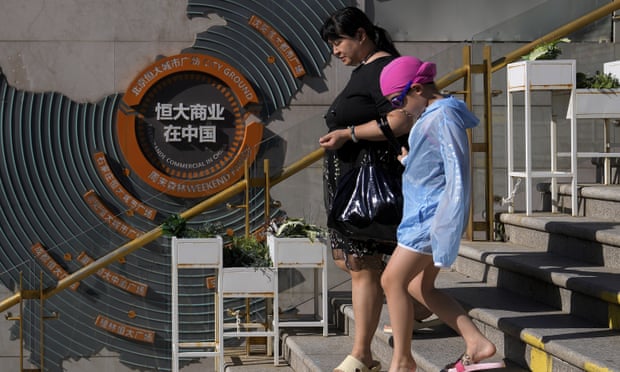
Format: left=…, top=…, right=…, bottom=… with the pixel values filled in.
left=266, top=234, right=329, bottom=335
left=267, top=234, right=326, bottom=267
left=570, top=88, right=620, bottom=119
left=221, top=267, right=276, bottom=296
left=172, top=236, right=280, bottom=367
left=220, top=267, right=279, bottom=365
left=172, top=236, right=223, bottom=267
left=507, top=59, right=576, bottom=92
left=604, top=60, right=620, bottom=80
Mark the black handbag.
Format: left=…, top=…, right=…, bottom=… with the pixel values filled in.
left=327, top=117, right=404, bottom=243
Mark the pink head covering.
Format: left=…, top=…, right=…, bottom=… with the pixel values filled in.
left=380, top=56, right=437, bottom=96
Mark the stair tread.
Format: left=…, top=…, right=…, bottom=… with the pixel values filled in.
left=561, top=183, right=620, bottom=201
left=438, top=268, right=620, bottom=371
left=284, top=326, right=521, bottom=372
left=459, top=241, right=620, bottom=302
left=281, top=234, right=620, bottom=371
left=334, top=267, right=620, bottom=371
left=500, top=212, right=620, bottom=247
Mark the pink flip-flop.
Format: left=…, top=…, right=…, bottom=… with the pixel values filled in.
left=445, top=354, right=506, bottom=372
left=448, top=360, right=505, bottom=372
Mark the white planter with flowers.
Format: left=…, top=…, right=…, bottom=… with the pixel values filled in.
left=164, top=215, right=280, bottom=367
left=566, top=62, right=620, bottom=184
left=171, top=236, right=224, bottom=372
left=570, top=60, right=620, bottom=118
left=218, top=235, right=279, bottom=365
left=267, top=234, right=326, bottom=266
left=267, top=218, right=329, bottom=336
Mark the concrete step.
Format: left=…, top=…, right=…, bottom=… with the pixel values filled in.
left=456, top=240, right=620, bottom=328
left=283, top=269, right=521, bottom=372
left=499, top=212, right=620, bottom=269
left=280, top=239, right=620, bottom=372
left=283, top=325, right=521, bottom=372
left=222, top=191, right=620, bottom=371
left=219, top=247, right=619, bottom=371
left=439, top=268, right=620, bottom=372
left=553, top=184, right=620, bottom=219
left=301, top=266, right=619, bottom=371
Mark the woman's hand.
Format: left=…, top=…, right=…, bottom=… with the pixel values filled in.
left=319, top=128, right=350, bottom=150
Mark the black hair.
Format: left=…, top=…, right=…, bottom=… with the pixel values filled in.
left=320, top=7, right=400, bottom=57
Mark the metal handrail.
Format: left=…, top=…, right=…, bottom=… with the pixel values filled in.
left=1, top=1, right=619, bottom=312
left=491, top=0, right=620, bottom=73
left=435, top=0, right=620, bottom=87
left=0, top=148, right=325, bottom=312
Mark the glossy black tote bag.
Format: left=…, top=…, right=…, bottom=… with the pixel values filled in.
left=327, top=149, right=403, bottom=243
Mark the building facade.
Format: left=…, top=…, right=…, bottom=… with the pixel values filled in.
left=0, top=1, right=617, bottom=371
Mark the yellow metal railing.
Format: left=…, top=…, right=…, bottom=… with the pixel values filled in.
left=435, top=1, right=620, bottom=84
left=1, top=0, right=619, bottom=314
left=489, top=1, right=620, bottom=74
left=0, top=148, right=325, bottom=312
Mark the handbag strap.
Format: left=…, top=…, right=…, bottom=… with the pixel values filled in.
left=377, top=115, right=402, bottom=154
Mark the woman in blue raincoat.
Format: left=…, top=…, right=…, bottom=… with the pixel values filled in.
left=378, top=56, right=505, bottom=372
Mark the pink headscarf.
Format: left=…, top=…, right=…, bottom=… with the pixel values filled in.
left=380, top=56, right=437, bottom=96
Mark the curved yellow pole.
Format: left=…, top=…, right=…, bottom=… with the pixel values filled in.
left=435, top=1, right=620, bottom=87
left=0, top=148, right=326, bottom=312
left=491, top=1, right=620, bottom=73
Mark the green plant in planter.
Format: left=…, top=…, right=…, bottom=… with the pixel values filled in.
left=185, top=221, right=225, bottom=238
left=269, top=217, right=327, bottom=242
left=577, top=71, right=620, bottom=89
left=162, top=214, right=270, bottom=267
left=522, top=38, right=570, bottom=61
left=161, top=214, right=187, bottom=237
left=162, top=214, right=224, bottom=238
left=225, top=234, right=271, bottom=268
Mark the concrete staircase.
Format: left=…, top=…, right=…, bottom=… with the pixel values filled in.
left=227, top=185, right=620, bottom=371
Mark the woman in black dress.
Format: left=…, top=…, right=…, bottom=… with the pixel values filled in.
left=319, top=7, right=429, bottom=372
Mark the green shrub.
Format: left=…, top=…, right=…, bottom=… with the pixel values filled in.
left=577, top=71, right=620, bottom=89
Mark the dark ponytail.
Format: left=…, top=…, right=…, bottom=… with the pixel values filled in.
left=321, top=7, right=400, bottom=56
left=373, top=26, right=400, bottom=57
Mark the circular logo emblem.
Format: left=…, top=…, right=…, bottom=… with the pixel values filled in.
left=137, top=73, right=244, bottom=178
left=117, top=54, right=263, bottom=198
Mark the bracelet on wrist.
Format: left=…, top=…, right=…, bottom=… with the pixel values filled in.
left=348, top=125, right=359, bottom=143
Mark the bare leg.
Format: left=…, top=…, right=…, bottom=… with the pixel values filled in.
left=408, top=264, right=496, bottom=363
left=381, top=247, right=428, bottom=372
left=333, top=253, right=384, bottom=370
left=349, top=263, right=383, bottom=369
left=382, top=247, right=496, bottom=372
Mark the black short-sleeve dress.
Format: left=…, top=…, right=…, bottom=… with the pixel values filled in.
left=323, top=56, right=406, bottom=269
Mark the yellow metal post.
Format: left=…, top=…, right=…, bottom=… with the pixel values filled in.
left=483, top=45, right=495, bottom=240
left=264, top=158, right=271, bottom=228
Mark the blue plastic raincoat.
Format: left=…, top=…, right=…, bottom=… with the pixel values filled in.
left=397, top=96, right=479, bottom=267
